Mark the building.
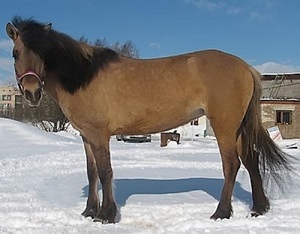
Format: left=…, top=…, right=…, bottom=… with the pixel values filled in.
left=0, top=86, right=22, bottom=119
left=261, top=73, right=300, bottom=139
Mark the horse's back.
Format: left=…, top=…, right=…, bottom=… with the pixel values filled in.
left=88, top=49, right=255, bottom=135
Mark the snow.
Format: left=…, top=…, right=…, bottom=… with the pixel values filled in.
left=0, top=117, right=300, bottom=233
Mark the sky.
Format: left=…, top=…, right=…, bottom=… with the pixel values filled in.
left=0, top=0, right=300, bottom=84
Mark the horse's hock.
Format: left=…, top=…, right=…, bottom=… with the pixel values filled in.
left=160, top=132, right=180, bottom=147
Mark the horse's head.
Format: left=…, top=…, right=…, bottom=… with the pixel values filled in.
left=6, top=22, right=51, bottom=108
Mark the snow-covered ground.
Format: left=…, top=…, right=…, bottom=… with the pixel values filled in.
left=0, top=117, right=300, bottom=233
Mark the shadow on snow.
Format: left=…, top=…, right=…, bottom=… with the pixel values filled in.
left=82, top=177, right=252, bottom=207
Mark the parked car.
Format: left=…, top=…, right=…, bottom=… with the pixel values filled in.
left=116, top=134, right=151, bottom=143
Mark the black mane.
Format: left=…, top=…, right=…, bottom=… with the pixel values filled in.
left=12, top=17, right=120, bottom=94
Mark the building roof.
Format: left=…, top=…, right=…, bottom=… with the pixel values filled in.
left=261, top=73, right=300, bottom=100
left=0, top=85, right=19, bottom=94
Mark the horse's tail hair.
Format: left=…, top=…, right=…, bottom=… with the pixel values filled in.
left=241, top=66, right=295, bottom=193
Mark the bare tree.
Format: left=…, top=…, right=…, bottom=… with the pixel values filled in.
left=81, top=36, right=139, bottom=58
left=23, top=93, right=70, bottom=132
left=112, top=41, right=139, bottom=58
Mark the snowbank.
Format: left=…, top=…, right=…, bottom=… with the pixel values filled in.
left=0, top=118, right=299, bottom=233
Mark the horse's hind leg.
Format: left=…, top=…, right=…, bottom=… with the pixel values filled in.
left=238, top=137, right=270, bottom=216
left=81, top=136, right=100, bottom=219
left=210, top=119, right=241, bottom=220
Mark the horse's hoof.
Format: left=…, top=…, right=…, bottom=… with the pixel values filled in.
left=250, top=208, right=268, bottom=217
left=93, top=204, right=117, bottom=224
left=93, top=217, right=110, bottom=224
left=210, top=207, right=232, bottom=220
left=250, top=211, right=260, bottom=218
left=250, top=203, right=270, bottom=217
left=81, top=207, right=98, bottom=219
left=210, top=213, right=231, bottom=220
left=93, top=214, right=115, bottom=224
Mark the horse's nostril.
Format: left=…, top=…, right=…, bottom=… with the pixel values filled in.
left=35, top=90, right=42, bottom=100
left=24, top=90, right=33, bottom=101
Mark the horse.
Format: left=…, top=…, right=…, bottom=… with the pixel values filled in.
left=6, top=17, right=293, bottom=223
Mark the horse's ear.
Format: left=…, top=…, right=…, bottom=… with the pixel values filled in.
left=6, top=22, right=18, bottom=41
left=44, top=23, right=52, bottom=33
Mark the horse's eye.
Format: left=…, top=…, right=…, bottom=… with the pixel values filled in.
left=12, top=49, right=19, bottom=61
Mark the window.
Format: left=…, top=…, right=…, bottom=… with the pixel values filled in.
left=190, top=119, right=199, bottom=126
left=276, top=110, right=292, bottom=125
left=1, top=95, right=11, bottom=101
left=15, top=95, right=22, bottom=103
left=4, top=103, right=11, bottom=108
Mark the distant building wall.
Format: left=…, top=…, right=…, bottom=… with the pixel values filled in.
left=205, top=100, right=300, bottom=139
left=0, top=86, right=22, bottom=119
left=261, top=100, right=300, bottom=139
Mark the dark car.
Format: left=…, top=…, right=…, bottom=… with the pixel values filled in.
left=116, top=134, right=151, bottom=143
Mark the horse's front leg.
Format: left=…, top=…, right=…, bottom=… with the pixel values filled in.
left=81, top=136, right=100, bottom=219
left=90, top=140, right=117, bottom=223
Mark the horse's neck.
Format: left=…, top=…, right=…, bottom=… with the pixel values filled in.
left=43, top=74, right=68, bottom=106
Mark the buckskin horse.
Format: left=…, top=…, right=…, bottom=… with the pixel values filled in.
left=6, top=17, right=293, bottom=223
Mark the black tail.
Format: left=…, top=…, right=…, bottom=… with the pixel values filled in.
left=241, top=67, right=295, bottom=192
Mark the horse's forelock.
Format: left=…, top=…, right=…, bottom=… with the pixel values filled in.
left=12, top=17, right=50, bottom=59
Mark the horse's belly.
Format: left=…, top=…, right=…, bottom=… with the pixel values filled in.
left=113, top=107, right=205, bottom=135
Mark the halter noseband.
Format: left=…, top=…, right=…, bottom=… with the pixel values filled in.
left=16, top=70, right=44, bottom=93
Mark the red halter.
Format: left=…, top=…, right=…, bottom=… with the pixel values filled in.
left=16, top=70, right=44, bottom=93
left=16, top=70, right=44, bottom=85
